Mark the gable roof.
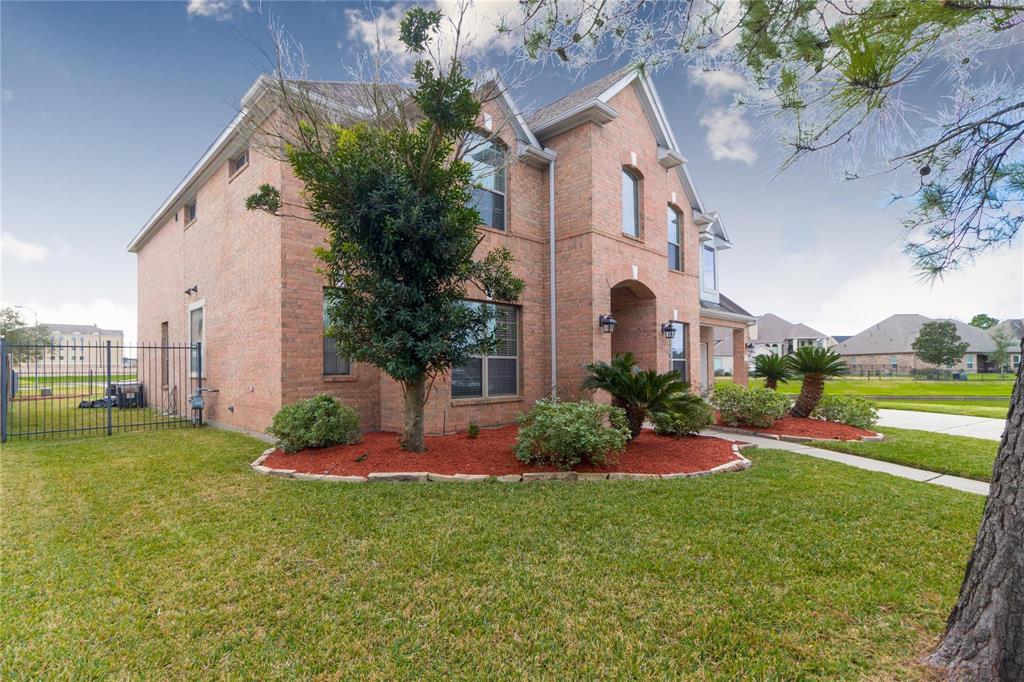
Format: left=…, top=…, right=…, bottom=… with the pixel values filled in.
left=835, top=314, right=996, bottom=355
left=527, top=66, right=634, bottom=130
left=700, top=293, right=755, bottom=323
left=754, top=313, right=829, bottom=343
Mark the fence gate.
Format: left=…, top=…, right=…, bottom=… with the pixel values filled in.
left=1, top=340, right=202, bottom=442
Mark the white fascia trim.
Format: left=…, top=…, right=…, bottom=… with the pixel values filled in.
left=517, top=142, right=557, bottom=167
left=485, top=70, right=542, bottom=149
left=532, top=100, right=619, bottom=139
left=700, top=308, right=757, bottom=324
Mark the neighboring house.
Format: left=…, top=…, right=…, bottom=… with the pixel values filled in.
left=129, top=67, right=754, bottom=436
left=29, top=323, right=125, bottom=373
left=748, top=313, right=835, bottom=359
left=992, top=318, right=1023, bottom=371
left=835, top=314, right=997, bottom=373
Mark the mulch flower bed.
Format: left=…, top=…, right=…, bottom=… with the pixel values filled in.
left=716, top=416, right=877, bottom=441
left=261, top=424, right=744, bottom=477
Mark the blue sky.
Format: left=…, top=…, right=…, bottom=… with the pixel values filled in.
left=2, top=0, right=1021, bottom=342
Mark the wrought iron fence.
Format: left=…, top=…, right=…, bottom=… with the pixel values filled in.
left=1, top=340, right=203, bottom=442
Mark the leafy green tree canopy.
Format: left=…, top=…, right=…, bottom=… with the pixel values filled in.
left=912, top=321, right=970, bottom=367
left=0, top=307, right=49, bottom=360
left=971, top=313, right=998, bottom=329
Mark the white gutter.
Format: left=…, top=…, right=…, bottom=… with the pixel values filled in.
left=548, top=150, right=557, bottom=397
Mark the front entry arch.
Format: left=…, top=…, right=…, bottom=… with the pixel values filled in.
left=609, top=279, right=658, bottom=371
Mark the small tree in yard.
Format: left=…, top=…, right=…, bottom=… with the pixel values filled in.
left=786, top=347, right=846, bottom=418
left=913, top=321, right=970, bottom=369
left=751, top=354, right=792, bottom=391
left=246, top=8, right=523, bottom=452
left=989, top=327, right=1013, bottom=377
left=583, top=352, right=690, bottom=440
left=0, top=307, right=48, bottom=361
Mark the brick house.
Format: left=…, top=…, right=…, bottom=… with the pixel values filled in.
left=129, top=67, right=754, bottom=437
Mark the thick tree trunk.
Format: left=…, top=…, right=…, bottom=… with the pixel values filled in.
left=625, top=406, right=645, bottom=440
left=399, top=375, right=427, bottom=453
left=790, top=374, right=824, bottom=417
left=927, top=353, right=1023, bottom=681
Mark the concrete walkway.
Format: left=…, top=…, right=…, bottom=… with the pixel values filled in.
left=705, top=429, right=990, bottom=497
left=876, top=409, right=1006, bottom=441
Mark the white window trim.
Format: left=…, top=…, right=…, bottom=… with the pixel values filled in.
left=467, top=133, right=507, bottom=231
left=452, top=303, right=520, bottom=400
left=667, top=205, right=682, bottom=271
left=621, top=168, right=641, bottom=238
left=188, top=299, right=206, bottom=378
left=701, top=244, right=717, bottom=293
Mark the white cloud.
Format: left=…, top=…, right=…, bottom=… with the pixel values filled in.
left=344, top=1, right=518, bottom=63
left=3, top=298, right=138, bottom=344
left=1, top=232, right=49, bottom=263
left=700, top=108, right=757, bottom=164
left=186, top=0, right=251, bottom=21
left=689, top=68, right=746, bottom=94
left=811, top=246, right=1024, bottom=335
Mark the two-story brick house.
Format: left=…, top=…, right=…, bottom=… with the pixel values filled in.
left=129, top=67, right=754, bottom=437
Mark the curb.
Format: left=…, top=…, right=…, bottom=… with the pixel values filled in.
left=250, top=444, right=754, bottom=483
left=712, top=424, right=884, bottom=443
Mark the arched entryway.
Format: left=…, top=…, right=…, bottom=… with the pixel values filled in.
left=609, top=279, right=659, bottom=371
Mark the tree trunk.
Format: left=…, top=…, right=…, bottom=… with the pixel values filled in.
left=926, top=354, right=1023, bottom=681
left=765, top=377, right=778, bottom=390
left=790, top=373, right=824, bottom=417
left=625, top=405, right=645, bottom=440
left=399, top=375, right=427, bottom=453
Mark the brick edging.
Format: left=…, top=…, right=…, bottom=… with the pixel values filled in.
left=712, top=424, right=885, bottom=444
left=249, top=444, right=753, bottom=483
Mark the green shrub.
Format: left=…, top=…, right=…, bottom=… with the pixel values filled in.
left=267, top=394, right=361, bottom=454
left=467, top=422, right=480, bottom=439
left=514, top=399, right=630, bottom=470
left=811, top=395, right=878, bottom=430
left=652, top=394, right=714, bottom=437
left=711, top=384, right=789, bottom=428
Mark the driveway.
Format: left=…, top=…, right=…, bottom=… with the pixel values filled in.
left=877, top=409, right=1007, bottom=441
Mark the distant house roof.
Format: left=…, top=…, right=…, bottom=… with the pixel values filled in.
left=994, top=318, right=1024, bottom=341
left=700, top=293, right=755, bottom=322
left=834, top=314, right=996, bottom=355
left=832, top=335, right=852, bottom=344
left=754, top=313, right=829, bottom=343
left=41, top=323, right=123, bottom=336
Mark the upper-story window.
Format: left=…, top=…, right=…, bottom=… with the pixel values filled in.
left=466, top=133, right=506, bottom=230
left=621, top=169, right=640, bottom=238
left=667, top=206, right=682, bottom=270
left=184, top=199, right=198, bottom=224
left=228, top=149, right=249, bottom=177
left=701, top=244, right=717, bottom=292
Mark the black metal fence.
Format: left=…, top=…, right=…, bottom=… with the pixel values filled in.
left=1, top=340, right=203, bottom=442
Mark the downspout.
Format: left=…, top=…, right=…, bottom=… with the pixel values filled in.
left=548, top=152, right=557, bottom=397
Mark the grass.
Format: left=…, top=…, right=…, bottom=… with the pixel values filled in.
left=1, top=428, right=984, bottom=679
left=877, top=400, right=1009, bottom=419
left=5, top=392, right=191, bottom=439
left=809, top=427, right=998, bottom=482
left=774, top=377, right=1013, bottom=398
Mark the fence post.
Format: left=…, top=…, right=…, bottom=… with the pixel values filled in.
left=106, top=340, right=112, bottom=436
left=1, top=339, right=8, bottom=444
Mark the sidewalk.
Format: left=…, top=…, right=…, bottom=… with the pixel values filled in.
left=876, top=409, right=1006, bottom=441
left=705, top=429, right=990, bottom=496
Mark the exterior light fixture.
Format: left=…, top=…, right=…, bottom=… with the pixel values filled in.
left=599, top=314, right=617, bottom=334
left=746, top=342, right=754, bottom=351
left=662, top=322, right=677, bottom=340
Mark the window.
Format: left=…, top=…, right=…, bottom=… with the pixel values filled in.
left=452, top=303, right=519, bottom=399
left=701, top=244, right=717, bottom=292
left=966, top=354, right=974, bottom=369
left=667, top=206, right=682, bottom=270
left=621, top=169, right=640, bottom=237
left=184, top=199, right=197, bottom=224
left=322, top=290, right=351, bottom=376
left=669, top=322, right=688, bottom=381
left=890, top=355, right=898, bottom=369
left=466, top=133, right=506, bottom=230
left=228, top=149, right=249, bottom=177
left=1013, top=354, right=1021, bottom=369
left=189, top=304, right=205, bottom=377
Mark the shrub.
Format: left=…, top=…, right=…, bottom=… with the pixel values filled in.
left=711, top=384, right=789, bottom=428
left=514, top=399, right=630, bottom=470
left=467, top=422, right=480, bottom=439
left=267, top=394, right=361, bottom=454
left=583, top=352, right=690, bottom=439
left=652, top=394, right=714, bottom=437
left=811, top=395, right=878, bottom=430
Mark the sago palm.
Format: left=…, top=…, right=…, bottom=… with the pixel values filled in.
left=751, top=354, right=793, bottom=390
left=584, top=353, right=690, bottom=439
left=786, top=347, right=847, bottom=418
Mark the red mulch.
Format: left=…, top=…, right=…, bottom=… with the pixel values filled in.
left=262, top=425, right=742, bottom=476
left=717, top=415, right=875, bottom=440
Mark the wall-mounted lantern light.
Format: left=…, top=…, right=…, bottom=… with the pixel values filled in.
left=662, top=322, right=677, bottom=340
left=599, top=314, right=617, bottom=334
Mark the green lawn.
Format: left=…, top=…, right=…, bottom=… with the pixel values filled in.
left=878, top=400, right=1010, bottom=419
left=774, top=377, right=1013, bottom=398
left=1, top=428, right=983, bottom=679
left=809, top=427, right=998, bottom=482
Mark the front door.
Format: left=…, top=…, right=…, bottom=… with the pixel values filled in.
left=700, top=342, right=709, bottom=391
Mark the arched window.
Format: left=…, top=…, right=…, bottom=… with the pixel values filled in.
left=466, top=133, right=506, bottom=230
left=667, top=205, right=682, bottom=270
left=621, top=168, right=640, bottom=237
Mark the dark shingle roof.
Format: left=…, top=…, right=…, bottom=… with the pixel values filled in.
left=835, top=314, right=996, bottom=355
left=755, top=313, right=829, bottom=343
left=526, top=66, right=637, bottom=129
left=700, top=294, right=754, bottom=319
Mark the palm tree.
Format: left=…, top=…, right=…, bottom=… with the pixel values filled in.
left=751, top=354, right=793, bottom=390
left=584, top=353, right=690, bottom=439
left=786, top=347, right=847, bottom=417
